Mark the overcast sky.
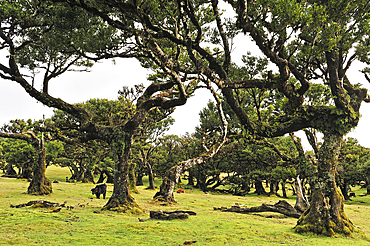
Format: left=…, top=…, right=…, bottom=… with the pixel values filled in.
left=1, top=33, right=370, bottom=151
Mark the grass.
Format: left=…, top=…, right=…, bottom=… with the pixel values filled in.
left=0, top=166, right=369, bottom=245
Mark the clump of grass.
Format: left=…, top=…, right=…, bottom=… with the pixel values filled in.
left=0, top=166, right=369, bottom=245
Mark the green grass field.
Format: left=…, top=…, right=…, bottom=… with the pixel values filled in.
left=1, top=166, right=370, bottom=245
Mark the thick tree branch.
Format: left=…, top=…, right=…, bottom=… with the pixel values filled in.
left=211, top=0, right=231, bottom=71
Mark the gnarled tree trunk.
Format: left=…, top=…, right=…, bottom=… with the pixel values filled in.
left=5, top=164, right=17, bottom=177
left=103, top=134, right=139, bottom=211
left=294, top=175, right=310, bottom=214
left=153, top=81, right=228, bottom=203
left=28, top=146, right=52, bottom=195
left=0, top=131, right=52, bottom=195
left=295, top=132, right=354, bottom=236
left=27, top=132, right=52, bottom=195
left=129, top=162, right=139, bottom=194
left=153, top=142, right=226, bottom=202
left=153, top=157, right=206, bottom=203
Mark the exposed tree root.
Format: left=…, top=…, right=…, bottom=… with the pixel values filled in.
left=214, top=200, right=302, bottom=218
left=294, top=189, right=354, bottom=236
left=27, top=177, right=52, bottom=195
left=102, top=197, right=142, bottom=213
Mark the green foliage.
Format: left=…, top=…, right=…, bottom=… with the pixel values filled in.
left=1, top=138, right=36, bottom=177
left=151, top=135, right=185, bottom=177
left=337, top=138, right=370, bottom=190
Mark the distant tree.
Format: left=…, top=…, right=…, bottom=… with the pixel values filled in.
left=0, top=119, right=52, bottom=195
left=132, top=114, right=174, bottom=189
left=361, top=160, right=370, bottom=195
left=152, top=135, right=184, bottom=178
left=0, top=143, right=4, bottom=173
left=1, top=138, right=36, bottom=179
left=337, top=138, right=370, bottom=200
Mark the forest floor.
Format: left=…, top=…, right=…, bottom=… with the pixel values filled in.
left=0, top=166, right=370, bottom=245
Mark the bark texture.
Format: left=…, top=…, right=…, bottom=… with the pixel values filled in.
left=214, top=200, right=302, bottom=218
left=294, top=175, right=310, bottom=214
left=150, top=210, right=196, bottom=220
left=294, top=132, right=354, bottom=236
left=153, top=157, right=207, bottom=203
left=28, top=146, right=52, bottom=195
left=0, top=131, right=52, bottom=195
left=103, top=135, right=140, bottom=212
left=129, top=162, right=139, bottom=194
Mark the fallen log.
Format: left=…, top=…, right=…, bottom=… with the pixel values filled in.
left=213, top=200, right=302, bottom=218
left=150, top=210, right=196, bottom=220
left=10, top=200, right=62, bottom=208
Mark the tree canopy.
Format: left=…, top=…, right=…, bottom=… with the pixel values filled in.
left=2, top=0, right=370, bottom=236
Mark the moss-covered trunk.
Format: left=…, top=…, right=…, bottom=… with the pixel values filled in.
left=129, top=162, right=139, bottom=194
left=28, top=145, right=52, bottom=195
left=295, top=132, right=353, bottom=236
left=153, top=164, right=182, bottom=203
left=103, top=134, right=139, bottom=211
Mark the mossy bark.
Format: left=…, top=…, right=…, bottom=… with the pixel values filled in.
left=28, top=147, right=52, bottom=195
left=294, top=176, right=310, bottom=214
left=129, top=162, right=139, bottom=194
left=103, top=134, right=139, bottom=211
left=295, top=132, right=354, bottom=236
left=154, top=156, right=210, bottom=202
left=153, top=165, right=180, bottom=203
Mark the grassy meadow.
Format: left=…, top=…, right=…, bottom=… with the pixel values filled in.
left=1, top=166, right=370, bottom=245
